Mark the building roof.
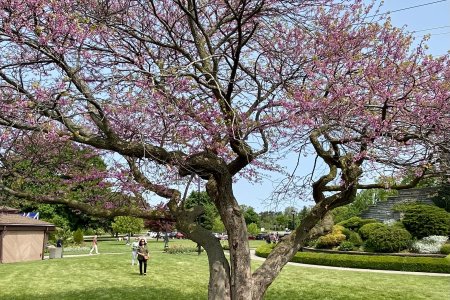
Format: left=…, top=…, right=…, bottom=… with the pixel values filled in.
left=0, top=213, right=55, bottom=227
left=0, top=206, right=20, bottom=214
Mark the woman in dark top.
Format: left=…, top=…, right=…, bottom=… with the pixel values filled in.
left=137, top=239, right=149, bottom=275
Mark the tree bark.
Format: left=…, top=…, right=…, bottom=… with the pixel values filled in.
left=174, top=206, right=232, bottom=300
left=207, top=176, right=253, bottom=300
left=251, top=203, right=330, bottom=299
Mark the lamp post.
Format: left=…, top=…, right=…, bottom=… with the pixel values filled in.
left=291, top=209, right=296, bottom=230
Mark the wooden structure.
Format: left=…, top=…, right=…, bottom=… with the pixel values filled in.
left=0, top=206, right=55, bottom=263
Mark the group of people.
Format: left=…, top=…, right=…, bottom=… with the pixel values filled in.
left=265, top=232, right=280, bottom=244
left=88, top=235, right=150, bottom=276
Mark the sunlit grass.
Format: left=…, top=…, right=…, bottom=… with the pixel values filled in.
left=1, top=241, right=449, bottom=300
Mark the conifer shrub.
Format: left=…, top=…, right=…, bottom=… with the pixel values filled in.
left=348, top=231, right=363, bottom=246
left=359, top=222, right=387, bottom=240
left=337, top=217, right=377, bottom=230
left=338, top=241, right=355, bottom=251
left=315, top=225, right=346, bottom=249
left=364, top=226, right=412, bottom=253
left=341, top=227, right=352, bottom=239
left=73, top=229, right=84, bottom=245
left=431, top=184, right=450, bottom=212
left=402, top=204, right=450, bottom=239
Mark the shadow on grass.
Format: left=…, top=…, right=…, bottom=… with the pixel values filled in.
left=4, top=286, right=206, bottom=300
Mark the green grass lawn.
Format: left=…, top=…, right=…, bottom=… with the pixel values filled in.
left=1, top=240, right=449, bottom=300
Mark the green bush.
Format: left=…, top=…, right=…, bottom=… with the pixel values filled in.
left=341, top=227, right=352, bottom=239
left=165, top=245, right=201, bottom=254
left=402, top=204, right=450, bottom=239
left=338, top=241, right=355, bottom=251
left=255, top=244, right=275, bottom=256
left=432, top=185, right=450, bottom=212
left=338, top=217, right=377, bottom=230
left=348, top=231, right=363, bottom=246
left=365, top=226, right=412, bottom=253
left=441, top=244, right=450, bottom=255
left=392, top=221, right=406, bottom=229
left=359, top=223, right=387, bottom=240
left=255, top=245, right=450, bottom=273
left=83, top=228, right=96, bottom=236
left=73, top=229, right=84, bottom=245
left=316, top=233, right=346, bottom=249
left=315, top=225, right=346, bottom=249
left=330, top=225, right=345, bottom=234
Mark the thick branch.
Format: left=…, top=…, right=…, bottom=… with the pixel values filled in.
left=0, top=183, right=157, bottom=219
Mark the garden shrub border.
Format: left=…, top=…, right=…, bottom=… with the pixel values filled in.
left=164, top=245, right=202, bottom=254
left=301, top=247, right=447, bottom=258
left=255, top=245, right=450, bottom=273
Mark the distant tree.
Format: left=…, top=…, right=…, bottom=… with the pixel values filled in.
left=275, top=214, right=289, bottom=230
left=111, top=216, right=144, bottom=237
left=247, top=223, right=259, bottom=235
left=258, top=211, right=278, bottom=230
left=185, top=191, right=217, bottom=230
left=298, top=207, right=310, bottom=224
left=0, top=139, right=117, bottom=231
left=212, top=216, right=226, bottom=233
left=241, top=205, right=260, bottom=225
left=145, top=218, right=174, bottom=234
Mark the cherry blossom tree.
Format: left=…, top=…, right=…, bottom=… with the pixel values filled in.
left=0, top=1, right=449, bottom=299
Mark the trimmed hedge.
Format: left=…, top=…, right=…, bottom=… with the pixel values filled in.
left=165, top=245, right=201, bottom=254
left=255, top=245, right=450, bottom=273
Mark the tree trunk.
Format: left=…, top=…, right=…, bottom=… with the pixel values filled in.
left=251, top=204, right=334, bottom=299
left=175, top=210, right=233, bottom=300
left=207, top=177, right=253, bottom=300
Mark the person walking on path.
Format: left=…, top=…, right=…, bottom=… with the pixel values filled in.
left=89, top=235, right=99, bottom=255
left=131, top=237, right=139, bottom=266
left=137, top=238, right=149, bottom=275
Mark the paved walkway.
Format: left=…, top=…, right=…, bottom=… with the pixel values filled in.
left=249, top=250, right=450, bottom=277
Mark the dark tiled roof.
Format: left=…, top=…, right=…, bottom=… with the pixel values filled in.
left=0, top=214, right=55, bottom=227
left=0, top=206, right=20, bottom=213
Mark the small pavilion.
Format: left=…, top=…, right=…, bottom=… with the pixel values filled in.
left=0, top=206, right=55, bottom=263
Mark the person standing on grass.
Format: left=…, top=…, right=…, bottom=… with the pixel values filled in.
left=137, top=238, right=149, bottom=275
left=89, top=235, right=99, bottom=255
left=131, top=237, right=139, bottom=266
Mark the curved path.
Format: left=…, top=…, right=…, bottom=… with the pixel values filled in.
left=249, top=250, right=450, bottom=277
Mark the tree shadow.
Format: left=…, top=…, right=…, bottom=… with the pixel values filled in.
left=8, top=286, right=206, bottom=300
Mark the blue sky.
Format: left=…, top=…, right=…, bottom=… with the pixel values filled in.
left=234, top=0, right=450, bottom=212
